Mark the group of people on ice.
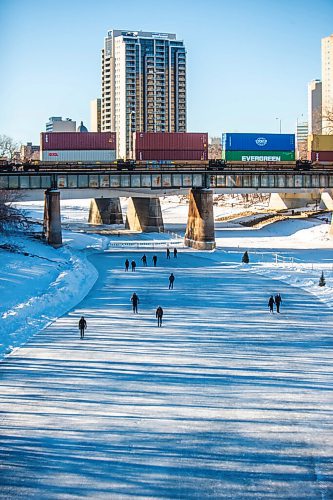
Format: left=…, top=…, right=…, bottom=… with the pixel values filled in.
left=79, top=248, right=283, bottom=337
left=124, top=248, right=177, bottom=273
left=130, top=293, right=164, bottom=326
left=128, top=249, right=177, bottom=326
left=268, top=294, right=282, bottom=313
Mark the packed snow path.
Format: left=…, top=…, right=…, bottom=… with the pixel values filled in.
left=0, top=251, right=332, bottom=499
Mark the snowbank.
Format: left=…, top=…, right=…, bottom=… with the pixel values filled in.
left=0, top=233, right=99, bottom=359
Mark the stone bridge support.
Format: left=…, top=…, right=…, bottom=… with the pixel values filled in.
left=320, top=191, right=333, bottom=210
left=43, top=189, right=62, bottom=247
left=319, top=191, right=333, bottom=237
left=88, top=198, right=123, bottom=225
left=268, top=191, right=321, bottom=210
left=184, top=189, right=215, bottom=250
left=125, top=197, right=164, bottom=232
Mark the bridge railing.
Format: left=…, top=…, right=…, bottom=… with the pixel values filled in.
left=108, top=238, right=184, bottom=250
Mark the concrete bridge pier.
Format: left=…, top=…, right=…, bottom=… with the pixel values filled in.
left=88, top=198, right=123, bottom=225
left=268, top=192, right=321, bottom=210
left=125, top=197, right=164, bottom=232
left=319, top=191, right=333, bottom=237
left=43, top=189, right=62, bottom=247
left=320, top=190, right=333, bottom=210
left=184, top=189, right=216, bottom=250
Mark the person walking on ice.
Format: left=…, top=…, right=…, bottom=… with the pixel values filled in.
left=125, top=259, right=129, bottom=271
left=169, top=273, right=175, bottom=289
left=79, top=316, right=87, bottom=339
left=268, top=296, right=275, bottom=313
left=275, top=293, right=282, bottom=313
left=152, top=255, right=157, bottom=267
left=173, top=247, right=178, bottom=258
left=141, top=254, right=147, bottom=266
left=131, top=260, right=136, bottom=272
left=156, top=306, right=163, bottom=327
left=131, top=292, right=139, bottom=314
left=166, top=248, right=170, bottom=259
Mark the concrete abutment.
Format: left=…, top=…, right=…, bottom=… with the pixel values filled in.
left=125, top=197, right=164, bottom=232
left=184, top=189, right=216, bottom=250
left=268, top=192, right=321, bottom=210
left=88, top=198, right=123, bottom=225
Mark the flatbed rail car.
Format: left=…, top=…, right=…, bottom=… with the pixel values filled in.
left=1, top=159, right=333, bottom=173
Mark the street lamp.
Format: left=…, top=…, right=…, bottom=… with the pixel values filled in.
left=275, top=117, right=282, bottom=134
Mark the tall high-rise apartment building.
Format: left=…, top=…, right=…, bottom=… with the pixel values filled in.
left=308, top=80, right=322, bottom=134
left=90, top=99, right=101, bottom=132
left=101, top=30, right=186, bottom=158
left=322, top=33, right=333, bottom=133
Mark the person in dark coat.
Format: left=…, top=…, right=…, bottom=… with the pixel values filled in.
left=131, top=293, right=139, bottom=313
left=166, top=248, right=170, bottom=259
left=78, top=316, right=87, bottom=339
left=131, top=260, right=136, bottom=272
left=156, top=306, right=163, bottom=327
left=173, top=248, right=178, bottom=258
left=275, top=294, right=282, bottom=313
left=125, top=259, right=130, bottom=271
left=169, top=273, right=175, bottom=289
left=152, top=255, right=157, bottom=267
left=141, top=254, right=147, bottom=266
left=268, top=296, right=275, bottom=313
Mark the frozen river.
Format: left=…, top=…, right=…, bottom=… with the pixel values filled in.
left=0, top=249, right=332, bottom=498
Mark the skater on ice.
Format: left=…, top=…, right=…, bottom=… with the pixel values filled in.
left=78, top=316, right=87, bottom=339
left=275, top=294, right=282, bottom=313
left=169, top=273, right=175, bottom=289
left=141, top=254, right=147, bottom=267
left=268, top=296, right=275, bottom=313
left=131, top=293, right=139, bottom=313
left=156, top=306, right=163, bottom=327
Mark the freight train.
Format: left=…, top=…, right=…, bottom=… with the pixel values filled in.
left=1, top=131, right=332, bottom=173
left=0, top=158, right=323, bottom=173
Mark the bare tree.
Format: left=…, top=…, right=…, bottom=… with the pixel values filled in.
left=297, top=140, right=308, bottom=160
left=322, top=107, right=333, bottom=134
left=0, top=190, right=30, bottom=232
left=0, top=135, right=20, bottom=160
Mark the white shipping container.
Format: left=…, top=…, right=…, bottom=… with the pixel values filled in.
left=41, top=150, right=117, bottom=162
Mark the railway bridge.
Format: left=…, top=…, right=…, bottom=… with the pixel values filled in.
left=1, top=166, right=333, bottom=248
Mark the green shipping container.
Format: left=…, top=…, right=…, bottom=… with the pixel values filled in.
left=222, top=150, right=295, bottom=162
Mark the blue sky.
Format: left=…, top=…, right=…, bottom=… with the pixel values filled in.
left=0, top=0, right=332, bottom=144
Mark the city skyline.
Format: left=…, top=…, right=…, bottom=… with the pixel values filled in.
left=0, top=0, right=333, bottom=144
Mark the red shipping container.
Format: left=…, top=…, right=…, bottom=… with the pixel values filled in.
left=136, top=150, right=208, bottom=161
left=41, top=132, right=116, bottom=151
left=309, top=151, right=333, bottom=162
left=134, top=132, right=208, bottom=151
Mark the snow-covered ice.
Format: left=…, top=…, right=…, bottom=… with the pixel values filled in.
left=0, top=197, right=332, bottom=498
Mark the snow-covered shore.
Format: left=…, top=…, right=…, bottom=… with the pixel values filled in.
left=0, top=233, right=101, bottom=358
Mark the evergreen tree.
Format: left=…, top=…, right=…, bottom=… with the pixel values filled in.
left=319, top=271, right=326, bottom=287
left=242, top=251, right=249, bottom=264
